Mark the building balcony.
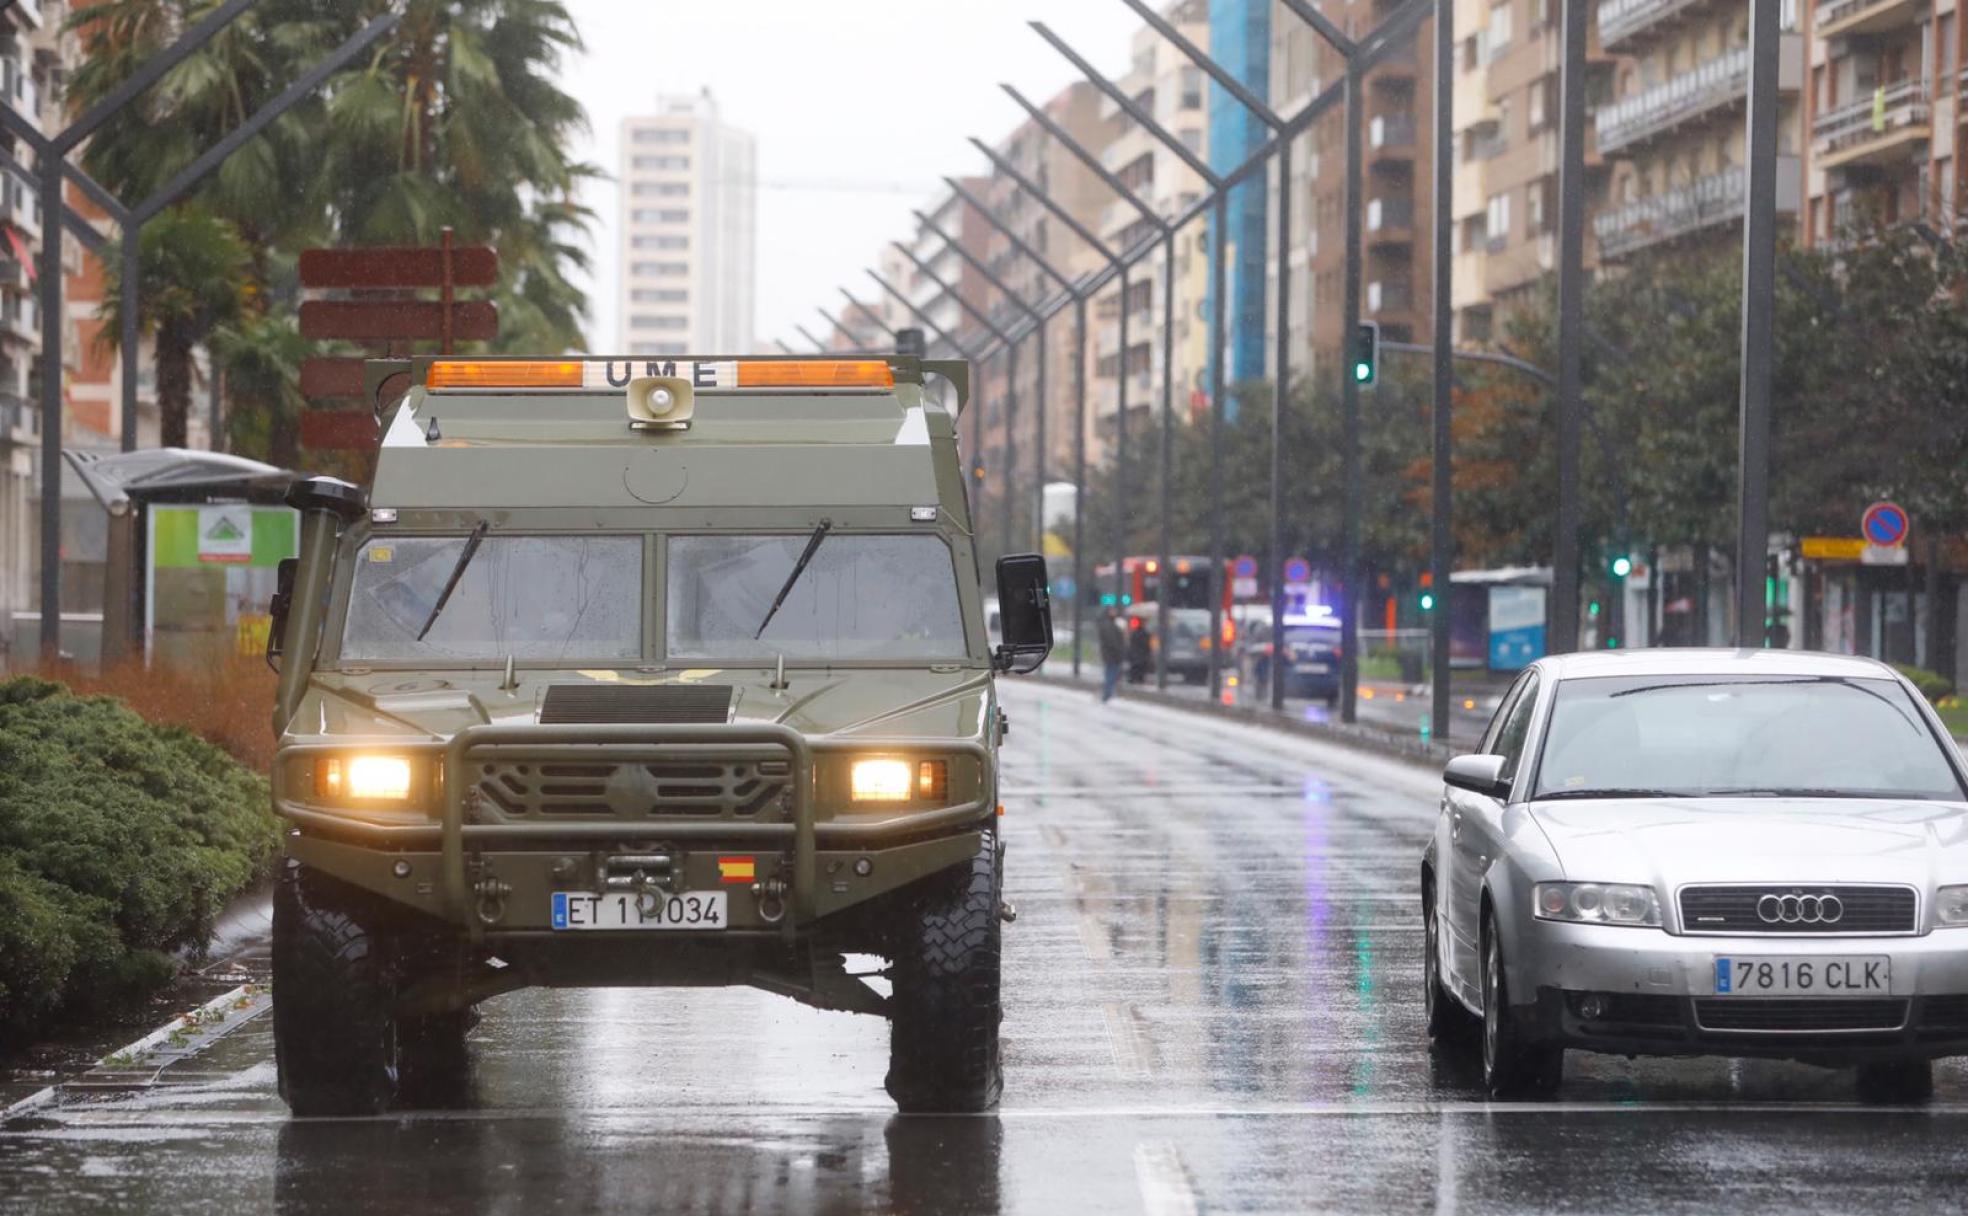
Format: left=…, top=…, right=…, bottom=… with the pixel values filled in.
left=0, top=292, right=35, bottom=344
left=1596, top=38, right=1800, bottom=156
left=1366, top=279, right=1414, bottom=314
left=1367, top=198, right=1416, bottom=243
left=0, top=391, right=33, bottom=448
left=1812, top=78, right=1930, bottom=172
left=1597, top=0, right=1713, bottom=52
left=1369, top=114, right=1417, bottom=154
left=1593, top=157, right=1800, bottom=260
left=1814, top=0, right=1925, bottom=42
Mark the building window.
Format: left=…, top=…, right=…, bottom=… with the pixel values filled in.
left=630, top=289, right=688, bottom=303
left=630, top=261, right=690, bottom=277
left=1116, top=152, right=1155, bottom=192
left=629, top=314, right=689, bottom=331
left=631, top=181, right=690, bottom=198
left=1180, top=67, right=1203, bottom=110
left=631, top=155, right=690, bottom=171
left=631, top=128, right=689, bottom=144
left=630, top=235, right=690, bottom=251
left=631, top=208, right=690, bottom=224
left=632, top=342, right=688, bottom=356
left=1487, top=3, right=1513, bottom=60
left=1485, top=192, right=1511, bottom=249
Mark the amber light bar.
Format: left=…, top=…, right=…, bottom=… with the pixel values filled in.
left=735, top=360, right=894, bottom=390
left=427, top=360, right=584, bottom=390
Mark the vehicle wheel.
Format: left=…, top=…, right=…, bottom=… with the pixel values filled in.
left=1424, top=891, right=1477, bottom=1045
left=1856, top=1058, right=1933, bottom=1104
left=1480, top=911, right=1563, bottom=1098
left=272, top=861, right=399, bottom=1117
left=1325, top=692, right=1339, bottom=710
left=886, top=830, right=1003, bottom=1113
left=395, top=1008, right=475, bottom=1108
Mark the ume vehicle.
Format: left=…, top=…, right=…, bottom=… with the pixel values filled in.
left=264, top=355, right=1052, bottom=1116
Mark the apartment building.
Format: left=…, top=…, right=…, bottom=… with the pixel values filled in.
left=1273, top=0, right=1438, bottom=364
left=1089, top=1, right=1213, bottom=454
left=1211, top=0, right=1271, bottom=387
left=1593, top=0, right=1804, bottom=271
left=618, top=91, right=756, bottom=356
left=975, top=82, right=1118, bottom=484
left=0, top=0, right=45, bottom=634
left=1802, top=0, right=1963, bottom=242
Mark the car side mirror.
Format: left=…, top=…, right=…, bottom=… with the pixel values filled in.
left=265, top=556, right=298, bottom=671
left=1443, top=753, right=1509, bottom=798
left=992, top=553, right=1053, bottom=675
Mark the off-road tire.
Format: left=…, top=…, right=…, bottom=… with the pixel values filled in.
left=885, top=830, right=1004, bottom=1113
left=1856, top=1058, right=1934, bottom=1104
left=395, top=1009, right=475, bottom=1108
left=272, top=861, right=399, bottom=1117
left=1480, top=910, right=1563, bottom=1098
left=1423, top=888, right=1477, bottom=1045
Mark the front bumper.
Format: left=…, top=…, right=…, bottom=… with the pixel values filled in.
left=273, top=723, right=992, bottom=940
left=1511, top=918, right=1968, bottom=1061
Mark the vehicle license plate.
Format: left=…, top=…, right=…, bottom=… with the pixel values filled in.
left=1295, top=662, right=1332, bottom=674
left=551, top=890, right=726, bottom=931
left=1714, top=955, right=1888, bottom=996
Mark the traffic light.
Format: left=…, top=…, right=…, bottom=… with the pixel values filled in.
left=1418, top=590, right=1436, bottom=612
left=1609, top=553, right=1633, bottom=579
left=1352, top=321, right=1380, bottom=386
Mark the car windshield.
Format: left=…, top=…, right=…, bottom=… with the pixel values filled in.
left=1531, top=674, right=1965, bottom=801
left=667, top=533, right=966, bottom=661
left=341, top=535, right=642, bottom=664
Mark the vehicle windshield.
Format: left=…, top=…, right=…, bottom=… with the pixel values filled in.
left=341, top=535, right=643, bottom=664
left=667, top=533, right=967, bottom=661
left=1531, top=674, right=1965, bottom=801
left=1284, top=625, right=1340, bottom=650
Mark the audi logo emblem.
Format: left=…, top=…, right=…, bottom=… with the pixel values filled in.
left=1757, top=893, right=1844, bottom=925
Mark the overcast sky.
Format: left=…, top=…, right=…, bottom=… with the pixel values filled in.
left=557, top=0, right=1147, bottom=353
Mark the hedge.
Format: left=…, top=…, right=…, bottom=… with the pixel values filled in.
left=0, top=677, right=279, bottom=1043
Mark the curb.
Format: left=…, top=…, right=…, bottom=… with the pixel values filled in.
left=1028, top=670, right=1454, bottom=768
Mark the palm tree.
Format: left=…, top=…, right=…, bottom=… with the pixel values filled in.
left=100, top=205, right=252, bottom=448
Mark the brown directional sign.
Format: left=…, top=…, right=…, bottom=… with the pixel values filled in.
left=299, top=245, right=497, bottom=289
left=299, top=356, right=367, bottom=400
left=299, top=409, right=379, bottom=451
left=299, top=299, right=497, bottom=342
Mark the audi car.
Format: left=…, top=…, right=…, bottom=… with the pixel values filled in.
left=1420, top=649, right=1968, bottom=1100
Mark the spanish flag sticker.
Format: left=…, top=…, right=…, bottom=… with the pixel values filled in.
left=718, top=856, right=756, bottom=885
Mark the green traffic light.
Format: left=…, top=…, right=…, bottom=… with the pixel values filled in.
left=1354, top=362, right=1371, bottom=383
left=1611, top=555, right=1633, bottom=578
left=1587, top=600, right=1602, bottom=618
left=1418, top=591, right=1435, bottom=611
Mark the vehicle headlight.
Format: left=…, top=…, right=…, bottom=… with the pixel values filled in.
left=1533, top=882, right=1661, bottom=927
left=849, top=758, right=948, bottom=803
left=1937, top=885, right=1968, bottom=927
left=316, top=754, right=416, bottom=803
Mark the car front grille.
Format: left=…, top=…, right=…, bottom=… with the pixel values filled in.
left=1694, top=998, right=1909, bottom=1033
left=467, top=746, right=793, bottom=823
left=1677, top=885, right=1917, bottom=935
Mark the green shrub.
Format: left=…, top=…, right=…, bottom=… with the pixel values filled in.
left=0, top=677, right=277, bottom=1042
left=1892, top=664, right=1954, bottom=705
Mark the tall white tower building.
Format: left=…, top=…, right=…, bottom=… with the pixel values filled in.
left=617, top=90, right=756, bottom=355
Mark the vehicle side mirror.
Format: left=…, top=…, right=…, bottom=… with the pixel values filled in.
left=266, top=556, right=298, bottom=670
left=992, top=553, right=1053, bottom=675
left=1444, top=753, right=1509, bottom=798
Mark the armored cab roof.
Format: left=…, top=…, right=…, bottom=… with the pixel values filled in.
left=365, top=356, right=970, bottom=513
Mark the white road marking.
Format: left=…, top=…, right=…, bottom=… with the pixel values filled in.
left=1133, top=1139, right=1201, bottom=1216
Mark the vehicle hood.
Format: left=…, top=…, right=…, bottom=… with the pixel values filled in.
left=289, top=666, right=991, bottom=743
left=1527, top=798, right=1968, bottom=888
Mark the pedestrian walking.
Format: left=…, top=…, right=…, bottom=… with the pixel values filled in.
left=1096, top=605, right=1125, bottom=703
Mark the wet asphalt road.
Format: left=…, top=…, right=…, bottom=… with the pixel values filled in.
left=8, top=683, right=1968, bottom=1214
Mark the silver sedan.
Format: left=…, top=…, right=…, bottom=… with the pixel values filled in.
left=1421, top=649, right=1968, bottom=1099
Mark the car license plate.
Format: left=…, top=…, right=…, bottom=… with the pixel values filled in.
left=1714, top=955, right=1888, bottom=996
left=551, top=890, right=726, bottom=931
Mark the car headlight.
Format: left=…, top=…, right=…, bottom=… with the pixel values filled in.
left=316, top=754, right=416, bottom=803
left=849, top=758, right=948, bottom=803
left=1937, top=885, right=1968, bottom=927
left=1533, top=882, right=1661, bottom=927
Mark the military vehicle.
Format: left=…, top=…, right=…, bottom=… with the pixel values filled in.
left=264, top=355, right=1053, bottom=1116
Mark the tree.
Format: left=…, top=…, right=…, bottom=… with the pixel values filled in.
left=99, top=205, right=252, bottom=449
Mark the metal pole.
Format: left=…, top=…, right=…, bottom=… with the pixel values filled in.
left=1551, top=0, right=1589, bottom=654
left=120, top=231, right=139, bottom=452
left=37, top=153, right=62, bottom=661
left=1034, top=313, right=1047, bottom=555
left=1073, top=295, right=1088, bottom=677
left=1002, top=338, right=1017, bottom=563
left=1207, top=193, right=1229, bottom=702
left=1429, top=0, right=1454, bottom=741
left=1115, top=266, right=1130, bottom=612
left=1339, top=66, right=1364, bottom=725
left=1736, top=0, right=1780, bottom=648
left=1155, top=230, right=1175, bottom=690
left=1268, top=138, right=1291, bottom=713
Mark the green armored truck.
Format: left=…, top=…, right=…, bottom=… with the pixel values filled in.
left=263, top=355, right=1052, bottom=1116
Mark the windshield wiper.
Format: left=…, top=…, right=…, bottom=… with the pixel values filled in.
left=415, top=520, right=489, bottom=641
left=1533, top=787, right=1687, bottom=801
left=754, top=519, right=832, bottom=640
